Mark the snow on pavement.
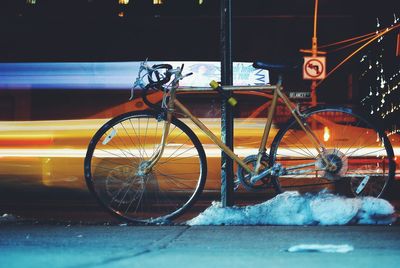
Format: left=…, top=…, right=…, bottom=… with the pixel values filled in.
left=187, top=191, right=397, bottom=225
left=287, top=244, right=354, bottom=253
left=0, top=213, right=19, bottom=223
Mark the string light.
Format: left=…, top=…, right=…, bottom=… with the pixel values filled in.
left=387, top=125, right=400, bottom=137
left=360, top=15, right=399, bottom=130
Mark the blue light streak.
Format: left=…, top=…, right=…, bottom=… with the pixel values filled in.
left=0, top=61, right=269, bottom=90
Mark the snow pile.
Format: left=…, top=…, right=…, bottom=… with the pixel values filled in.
left=187, top=191, right=396, bottom=225
left=0, top=213, right=19, bottom=223
left=287, top=244, right=354, bottom=253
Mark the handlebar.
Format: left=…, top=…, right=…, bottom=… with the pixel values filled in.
left=132, top=60, right=238, bottom=109
left=130, top=61, right=172, bottom=100
left=132, top=61, right=193, bottom=111
left=133, top=61, right=193, bottom=92
left=148, top=64, right=173, bottom=87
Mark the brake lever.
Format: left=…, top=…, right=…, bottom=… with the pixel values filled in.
left=130, top=76, right=147, bottom=100
left=129, top=88, right=135, bottom=101
left=129, top=79, right=140, bottom=101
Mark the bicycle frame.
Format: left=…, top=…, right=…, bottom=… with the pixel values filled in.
left=145, top=82, right=331, bottom=181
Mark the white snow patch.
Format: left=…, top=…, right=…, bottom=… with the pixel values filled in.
left=0, top=213, right=19, bottom=222
left=187, top=191, right=396, bottom=226
left=287, top=244, right=354, bottom=253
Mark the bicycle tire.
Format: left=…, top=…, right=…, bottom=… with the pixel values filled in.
left=268, top=106, right=395, bottom=197
left=84, top=110, right=207, bottom=223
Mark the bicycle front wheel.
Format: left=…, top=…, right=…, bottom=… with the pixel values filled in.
left=84, top=111, right=207, bottom=223
left=269, top=106, right=395, bottom=197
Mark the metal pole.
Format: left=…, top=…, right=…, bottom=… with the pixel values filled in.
left=220, top=0, right=234, bottom=207
left=311, top=0, right=319, bottom=106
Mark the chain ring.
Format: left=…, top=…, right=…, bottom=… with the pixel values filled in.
left=237, top=154, right=273, bottom=191
left=316, top=149, right=348, bottom=181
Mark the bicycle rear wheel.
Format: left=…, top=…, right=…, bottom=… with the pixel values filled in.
left=269, top=106, right=395, bottom=197
left=84, top=111, right=207, bottom=223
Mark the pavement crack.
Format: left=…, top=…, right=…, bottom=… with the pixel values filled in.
left=156, top=225, right=190, bottom=250
left=71, top=226, right=190, bottom=268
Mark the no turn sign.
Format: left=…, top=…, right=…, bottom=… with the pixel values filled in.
left=303, top=56, right=326, bottom=80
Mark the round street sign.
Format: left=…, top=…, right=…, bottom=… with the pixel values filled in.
left=303, top=56, right=326, bottom=80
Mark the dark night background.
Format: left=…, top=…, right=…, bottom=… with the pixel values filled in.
left=0, top=0, right=399, bottom=128
left=0, top=0, right=397, bottom=61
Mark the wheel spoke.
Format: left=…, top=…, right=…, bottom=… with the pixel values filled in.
left=85, top=112, right=206, bottom=223
left=269, top=108, right=393, bottom=197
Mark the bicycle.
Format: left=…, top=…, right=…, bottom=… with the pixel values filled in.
left=84, top=61, right=396, bottom=224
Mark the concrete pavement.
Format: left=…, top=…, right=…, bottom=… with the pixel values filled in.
left=1, top=224, right=400, bottom=268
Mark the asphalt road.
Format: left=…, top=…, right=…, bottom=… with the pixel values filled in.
left=1, top=224, right=400, bottom=268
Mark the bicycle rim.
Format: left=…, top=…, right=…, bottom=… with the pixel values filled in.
left=84, top=111, right=207, bottom=223
left=269, top=106, right=395, bottom=197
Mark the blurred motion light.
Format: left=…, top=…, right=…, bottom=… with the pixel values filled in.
left=26, top=0, right=36, bottom=4
left=118, top=0, right=129, bottom=4
left=153, top=0, right=164, bottom=5
left=323, top=126, right=330, bottom=142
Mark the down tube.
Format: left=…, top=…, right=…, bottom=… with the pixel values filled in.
left=173, top=99, right=253, bottom=174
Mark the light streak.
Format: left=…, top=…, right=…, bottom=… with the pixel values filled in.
left=0, top=147, right=399, bottom=158
left=323, top=126, right=330, bottom=142
left=0, top=61, right=269, bottom=89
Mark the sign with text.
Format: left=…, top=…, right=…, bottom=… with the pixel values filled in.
left=303, top=56, right=326, bottom=80
left=289, top=92, right=311, bottom=99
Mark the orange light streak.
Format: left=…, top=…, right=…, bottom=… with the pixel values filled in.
left=316, top=23, right=400, bottom=88
left=323, top=126, right=330, bottom=142
left=319, top=31, right=377, bottom=49
left=0, top=135, right=53, bottom=147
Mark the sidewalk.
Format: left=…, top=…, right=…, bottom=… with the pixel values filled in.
left=1, top=224, right=400, bottom=268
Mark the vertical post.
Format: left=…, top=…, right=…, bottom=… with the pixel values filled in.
left=310, top=0, right=319, bottom=106
left=220, top=0, right=234, bottom=207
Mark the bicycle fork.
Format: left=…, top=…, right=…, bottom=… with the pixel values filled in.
left=137, top=93, right=176, bottom=176
left=137, top=112, right=172, bottom=176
